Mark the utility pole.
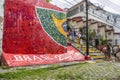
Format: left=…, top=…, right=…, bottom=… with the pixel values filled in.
left=85, top=0, right=89, bottom=58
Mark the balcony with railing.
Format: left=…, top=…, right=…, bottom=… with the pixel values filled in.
left=88, top=7, right=120, bottom=31
left=67, top=1, right=120, bottom=32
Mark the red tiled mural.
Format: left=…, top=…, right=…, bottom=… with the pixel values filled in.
left=3, top=0, right=67, bottom=54
left=2, top=0, right=85, bottom=67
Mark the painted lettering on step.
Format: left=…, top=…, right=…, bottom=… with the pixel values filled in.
left=13, top=50, right=82, bottom=62
left=14, top=55, right=43, bottom=61
left=23, top=55, right=32, bottom=61
left=14, top=55, right=23, bottom=61
left=33, top=55, right=42, bottom=61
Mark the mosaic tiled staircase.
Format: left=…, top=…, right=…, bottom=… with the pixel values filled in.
left=2, top=0, right=86, bottom=67
left=72, top=38, right=105, bottom=62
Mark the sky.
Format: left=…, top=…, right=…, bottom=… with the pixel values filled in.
left=97, top=0, right=120, bottom=14
left=1, top=0, right=120, bottom=16
left=50, top=0, right=120, bottom=14
left=0, top=0, right=4, bottom=17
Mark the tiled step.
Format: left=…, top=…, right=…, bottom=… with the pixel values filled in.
left=72, top=43, right=105, bottom=60
left=70, top=38, right=106, bottom=61
left=94, top=59, right=104, bottom=63
left=90, top=55, right=105, bottom=59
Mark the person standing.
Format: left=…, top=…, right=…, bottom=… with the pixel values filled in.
left=103, top=44, right=107, bottom=59
left=71, top=30, right=75, bottom=42
left=106, top=44, right=111, bottom=60
left=113, top=45, right=120, bottom=60
left=103, top=44, right=111, bottom=60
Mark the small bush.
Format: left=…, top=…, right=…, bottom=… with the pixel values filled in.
left=0, top=55, right=1, bottom=66
left=2, top=66, right=9, bottom=69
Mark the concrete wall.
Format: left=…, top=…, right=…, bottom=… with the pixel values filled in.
left=114, top=34, right=120, bottom=46
left=89, top=23, right=98, bottom=31
left=106, top=31, right=114, bottom=44
left=99, top=27, right=106, bottom=38
left=76, top=21, right=84, bottom=28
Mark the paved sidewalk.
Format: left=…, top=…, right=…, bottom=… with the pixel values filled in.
left=0, top=61, right=85, bottom=73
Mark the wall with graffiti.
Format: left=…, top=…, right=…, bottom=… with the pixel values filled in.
left=3, top=0, right=67, bottom=54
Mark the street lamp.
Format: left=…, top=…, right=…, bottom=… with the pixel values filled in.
left=84, top=0, right=104, bottom=59
left=85, top=0, right=89, bottom=58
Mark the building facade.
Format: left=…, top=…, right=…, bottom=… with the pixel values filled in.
left=67, top=0, right=120, bottom=46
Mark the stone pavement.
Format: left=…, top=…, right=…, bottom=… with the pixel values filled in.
left=0, top=61, right=84, bottom=73
left=81, top=61, right=120, bottom=80
left=1, top=61, right=120, bottom=80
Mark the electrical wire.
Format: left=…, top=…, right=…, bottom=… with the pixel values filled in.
left=64, top=0, right=74, bottom=5
left=56, top=0, right=72, bottom=6
left=97, top=0, right=120, bottom=13
left=50, top=0, right=81, bottom=9
left=50, top=0, right=120, bottom=30
left=74, top=0, right=78, bottom=3
left=50, top=0, right=72, bottom=9
left=96, top=0, right=120, bottom=30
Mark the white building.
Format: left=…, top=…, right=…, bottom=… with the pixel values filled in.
left=67, top=0, right=120, bottom=46
left=114, top=33, right=120, bottom=45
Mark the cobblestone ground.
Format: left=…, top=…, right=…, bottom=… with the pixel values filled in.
left=1, top=61, right=120, bottom=80
left=50, top=61, right=120, bottom=80
left=81, top=62, right=120, bottom=80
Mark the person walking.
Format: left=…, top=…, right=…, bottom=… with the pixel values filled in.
left=103, top=44, right=111, bottom=60
left=113, top=45, right=120, bottom=61
left=106, top=44, right=111, bottom=60
left=71, top=30, right=75, bottom=43
left=103, top=44, right=107, bottom=60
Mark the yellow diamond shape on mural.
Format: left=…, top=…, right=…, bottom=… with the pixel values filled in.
left=52, top=14, right=67, bottom=37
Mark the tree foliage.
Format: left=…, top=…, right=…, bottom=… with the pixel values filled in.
left=46, top=0, right=51, bottom=2
left=100, top=37, right=107, bottom=45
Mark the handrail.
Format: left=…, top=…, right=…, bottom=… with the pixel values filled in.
left=71, top=43, right=85, bottom=55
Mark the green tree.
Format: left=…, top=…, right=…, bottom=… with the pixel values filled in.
left=67, top=25, right=71, bottom=32
left=46, top=0, right=51, bottom=2
left=100, top=37, right=107, bottom=45
left=89, top=30, right=95, bottom=40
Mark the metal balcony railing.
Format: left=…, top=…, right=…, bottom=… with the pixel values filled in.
left=87, top=9, right=120, bottom=30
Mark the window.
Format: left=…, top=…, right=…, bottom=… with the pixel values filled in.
left=80, top=4, right=84, bottom=12
left=92, top=9, right=95, bottom=14
left=107, top=15, right=110, bottom=20
left=108, top=32, right=111, bottom=35
left=97, top=29, right=100, bottom=33
left=115, top=39, right=118, bottom=45
left=67, top=7, right=79, bottom=17
left=73, top=7, right=79, bottom=14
